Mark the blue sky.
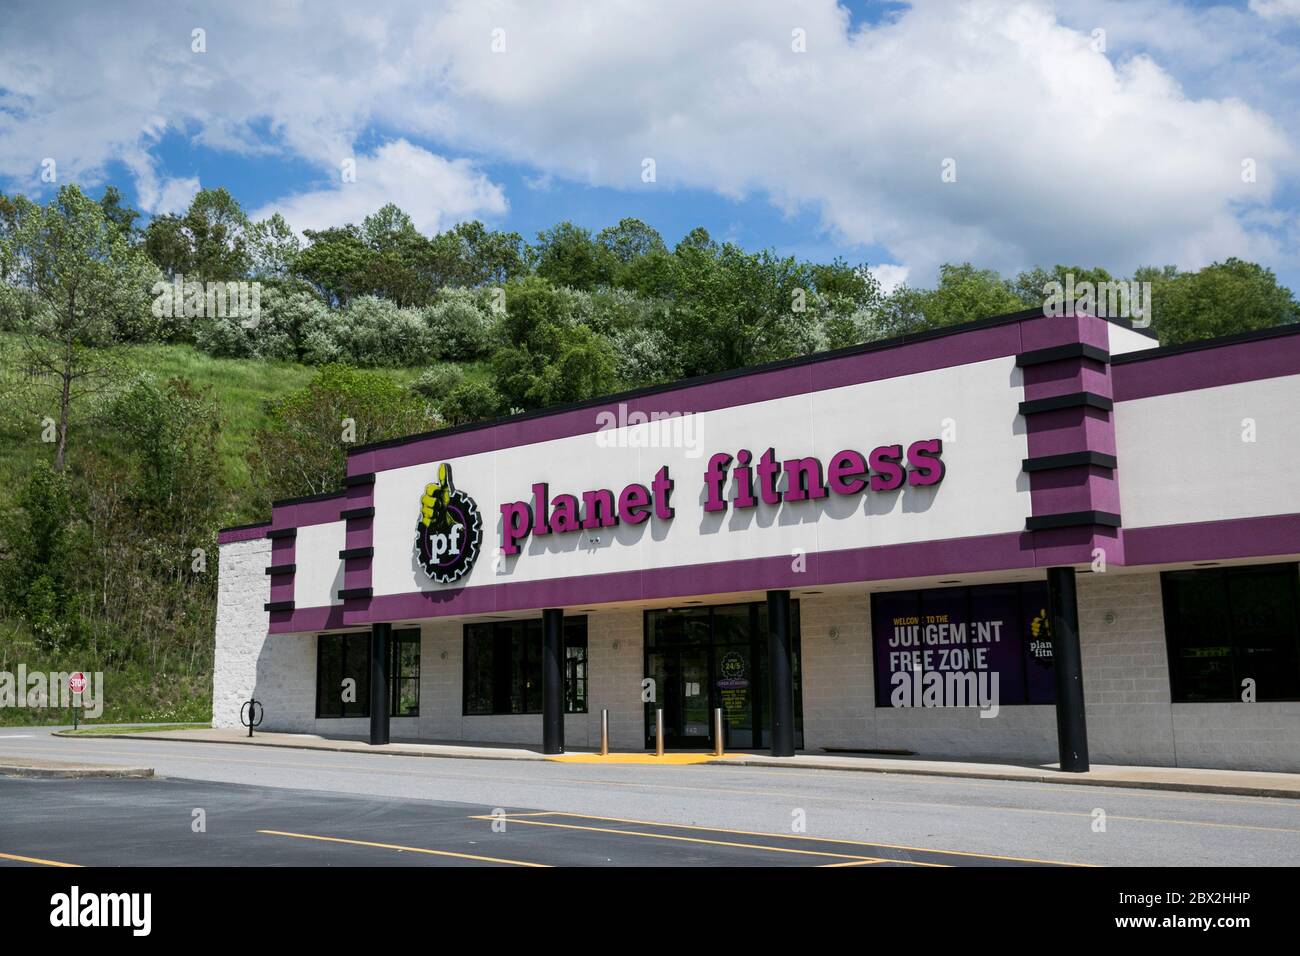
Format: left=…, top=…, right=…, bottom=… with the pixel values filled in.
left=2, top=0, right=1297, bottom=293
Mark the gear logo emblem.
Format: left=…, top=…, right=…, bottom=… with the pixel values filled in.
left=415, top=463, right=482, bottom=584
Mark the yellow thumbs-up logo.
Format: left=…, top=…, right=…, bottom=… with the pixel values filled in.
left=415, top=462, right=482, bottom=585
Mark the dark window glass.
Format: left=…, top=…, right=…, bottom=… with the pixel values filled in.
left=1162, top=564, right=1300, bottom=702
left=316, top=632, right=370, bottom=718
left=463, top=624, right=496, bottom=716
left=462, top=617, right=588, bottom=715
left=390, top=629, right=420, bottom=717
left=564, top=619, right=588, bottom=714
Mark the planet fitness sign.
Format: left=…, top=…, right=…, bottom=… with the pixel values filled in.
left=414, top=463, right=483, bottom=584
left=498, top=439, right=945, bottom=555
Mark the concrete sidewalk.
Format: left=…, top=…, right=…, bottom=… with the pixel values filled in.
left=51, top=727, right=1300, bottom=799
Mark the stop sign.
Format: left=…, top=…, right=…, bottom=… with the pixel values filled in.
left=68, top=672, right=87, bottom=694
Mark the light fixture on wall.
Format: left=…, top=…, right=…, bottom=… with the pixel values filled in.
left=612, top=640, right=620, bottom=651
left=440, top=650, right=448, bottom=660
left=829, top=626, right=840, bottom=643
left=1104, top=612, right=1116, bottom=626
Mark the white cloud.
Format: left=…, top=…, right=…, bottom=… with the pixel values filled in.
left=1250, top=0, right=1300, bottom=20
left=0, top=0, right=1295, bottom=284
left=869, top=264, right=910, bottom=295
left=251, top=139, right=507, bottom=234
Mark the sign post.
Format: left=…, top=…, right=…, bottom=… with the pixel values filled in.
left=68, top=672, right=87, bottom=730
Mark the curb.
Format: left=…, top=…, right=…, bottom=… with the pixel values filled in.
left=0, top=763, right=154, bottom=780
left=712, top=758, right=1300, bottom=800
left=61, top=731, right=550, bottom=762
left=51, top=732, right=1300, bottom=800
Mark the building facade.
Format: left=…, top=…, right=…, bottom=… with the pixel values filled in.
left=213, top=310, right=1300, bottom=771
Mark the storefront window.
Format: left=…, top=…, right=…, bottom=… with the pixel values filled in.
left=871, top=582, right=1055, bottom=708
left=316, top=632, right=371, bottom=718
left=316, top=631, right=421, bottom=718
left=1161, top=563, right=1300, bottom=702
left=391, top=629, right=420, bottom=717
left=462, top=617, right=588, bottom=715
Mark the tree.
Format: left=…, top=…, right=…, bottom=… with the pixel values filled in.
left=248, top=365, right=438, bottom=503
left=247, top=212, right=301, bottom=280
left=664, top=238, right=813, bottom=376
left=490, top=276, right=619, bottom=409
left=880, top=263, right=1025, bottom=337
left=142, top=188, right=251, bottom=281
left=98, top=186, right=140, bottom=241
left=532, top=222, right=615, bottom=290
left=0, top=460, right=78, bottom=650
left=108, top=375, right=223, bottom=530
left=1138, top=259, right=1299, bottom=345
left=294, top=225, right=373, bottom=307
left=0, top=185, right=159, bottom=470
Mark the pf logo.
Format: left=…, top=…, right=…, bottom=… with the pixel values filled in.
left=415, top=463, right=483, bottom=584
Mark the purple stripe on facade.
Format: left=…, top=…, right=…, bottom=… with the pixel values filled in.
left=269, top=535, right=295, bottom=604
left=345, top=316, right=1109, bottom=479
left=1028, top=465, right=1122, bottom=516
left=1021, top=359, right=1111, bottom=401
left=217, top=523, right=270, bottom=545
left=1123, top=513, right=1300, bottom=565
left=1031, top=525, right=1123, bottom=568
left=271, top=493, right=347, bottom=531
left=1020, top=315, right=1122, bottom=534
left=342, top=480, right=375, bottom=593
left=1112, top=331, right=1300, bottom=401
left=1019, top=313, right=1111, bottom=353
left=1024, top=407, right=1116, bottom=458
left=267, top=529, right=1112, bottom=633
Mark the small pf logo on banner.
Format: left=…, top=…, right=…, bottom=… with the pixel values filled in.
left=415, top=463, right=483, bottom=584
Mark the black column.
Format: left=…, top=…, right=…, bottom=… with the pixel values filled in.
left=1047, top=567, right=1089, bottom=772
left=369, top=622, right=391, bottom=746
left=542, top=608, right=565, bottom=755
left=767, top=589, right=796, bottom=757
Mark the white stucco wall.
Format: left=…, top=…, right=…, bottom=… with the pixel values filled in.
left=1115, top=374, right=1300, bottom=529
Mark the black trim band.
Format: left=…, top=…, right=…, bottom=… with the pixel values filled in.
left=1022, top=451, right=1118, bottom=472
left=264, top=600, right=295, bottom=612
left=343, top=473, right=376, bottom=487
left=340, top=506, right=376, bottom=520
left=337, top=587, right=373, bottom=600
left=339, top=546, right=374, bottom=560
left=1015, top=343, right=1110, bottom=367
left=1018, top=391, right=1113, bottom=416
left=266, top=528, right=297, bottom=540
left=265, top=564, right=297, bottom=576
left=1026, top=510, right=1122, bottom=531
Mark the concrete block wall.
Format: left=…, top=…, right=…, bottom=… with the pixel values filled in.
left=213, top=540, right=1300, bottom=769
left=212, top=538, right=272, bottom=729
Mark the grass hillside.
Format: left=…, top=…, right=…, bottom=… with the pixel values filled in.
left=0, top=338, right=438, bottom=725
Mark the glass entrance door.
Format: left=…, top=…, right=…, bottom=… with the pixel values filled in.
left=647, top=645, right=712, bottom=748
left=644, top=601, right=803, bottom=751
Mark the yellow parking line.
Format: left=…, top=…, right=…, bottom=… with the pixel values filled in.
left=257, top=829, right=549, bottom=867
left=469, top=815, right=903, bottom=864
left=821, top=859, right=885, bottom=867
left=0, top=850, right=79, bottom=867
left=528, top=811, right=1090, bottom=866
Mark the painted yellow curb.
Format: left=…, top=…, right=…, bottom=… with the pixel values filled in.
left=546, top=752, right=751, bottom=765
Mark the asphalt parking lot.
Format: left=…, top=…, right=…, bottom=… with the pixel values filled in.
left=0, top=774, right=1072, bottom=867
